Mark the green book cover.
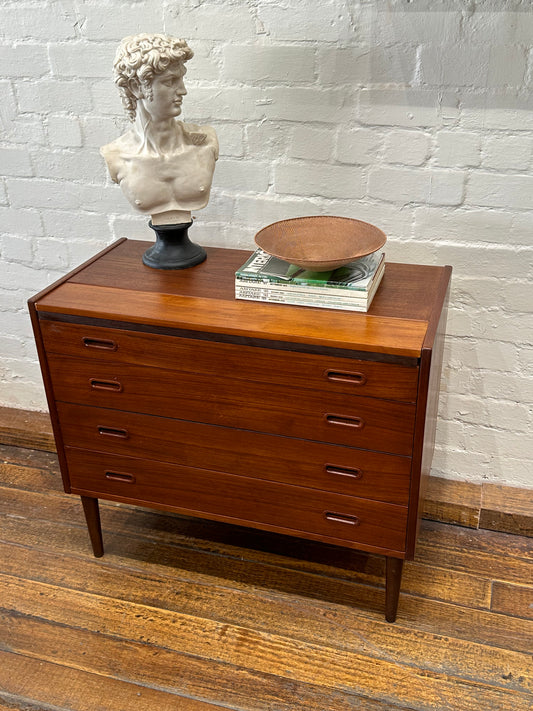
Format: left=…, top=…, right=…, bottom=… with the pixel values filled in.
left=236, top=248, right=384, bottom=292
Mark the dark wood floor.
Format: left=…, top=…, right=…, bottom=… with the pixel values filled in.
left=0, top=443, right=531, bottom=711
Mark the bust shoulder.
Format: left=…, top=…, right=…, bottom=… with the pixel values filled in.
left=182, top=122, right=219, bottom=159
left=100, top=131, right=138, bottom=183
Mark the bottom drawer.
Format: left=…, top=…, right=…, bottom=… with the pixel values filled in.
left=66, top=449, right=408, bottom=553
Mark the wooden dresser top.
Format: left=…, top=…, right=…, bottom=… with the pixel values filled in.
left=33, top=239, right=451, bottom=359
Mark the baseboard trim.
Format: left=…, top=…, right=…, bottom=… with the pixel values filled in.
left=1, top=406, right=531, bottom=537
left=0, top=406, right=56, bottom=453
left=422, top=476, right=532, bottom=537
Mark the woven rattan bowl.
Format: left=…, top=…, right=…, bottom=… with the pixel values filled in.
left=254, top=216, right=387, bottom=271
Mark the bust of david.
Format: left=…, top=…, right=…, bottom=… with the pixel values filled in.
left=100, top=33, right=218, bottom=227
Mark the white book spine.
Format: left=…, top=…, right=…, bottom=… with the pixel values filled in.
left=235, top=286, right=369, bottom=311
left=235, top=280, right=369, bottom=302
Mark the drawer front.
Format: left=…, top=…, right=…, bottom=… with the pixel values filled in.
left=65, top=449, right=408, bottom=553
left=57, top=403, right=412, bottom=504
left=49, top=355, right=416, bottom=455
left=40, top=320, right=419, bottom=402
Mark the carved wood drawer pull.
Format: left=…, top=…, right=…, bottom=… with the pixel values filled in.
left=325, top=370, right=367, bottom=386
left=325, top=465, right=363, bottom=480
left=324, top=512, right=360, bottom=526
left=105, top=471, right=135, bottom=484
left=89, top=378, right=123, bottom=392
left=82, top=337, right=118, bottom=351
left=97, top=426, right=129, bottom=439
left=325, top=414, right=364, bottom=429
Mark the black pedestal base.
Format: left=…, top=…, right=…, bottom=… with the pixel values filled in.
left=142, top=220, right=207, bottom=270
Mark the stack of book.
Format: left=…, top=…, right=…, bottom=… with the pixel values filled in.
left=235, top=248, right=385, bottom=312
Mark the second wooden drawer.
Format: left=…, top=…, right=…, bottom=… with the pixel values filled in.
left=49, top=355, right=416, bottom=454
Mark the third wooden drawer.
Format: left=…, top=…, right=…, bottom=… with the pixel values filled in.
left=56, top=402, right=412, bottom=505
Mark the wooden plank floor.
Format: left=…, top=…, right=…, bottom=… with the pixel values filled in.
left=0, top=444, right=531, bottom=711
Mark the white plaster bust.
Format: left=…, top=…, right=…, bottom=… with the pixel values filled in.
left=100, top=33, right=218, bottom=226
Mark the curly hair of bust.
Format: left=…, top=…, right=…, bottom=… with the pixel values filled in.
left=114, top=33, right=194, bottom=121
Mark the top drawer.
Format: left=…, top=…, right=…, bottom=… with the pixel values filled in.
left=40, top=320, right=419, bottom=402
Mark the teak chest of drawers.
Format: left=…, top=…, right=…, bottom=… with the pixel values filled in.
left=29, top=239, right=451, bottom=622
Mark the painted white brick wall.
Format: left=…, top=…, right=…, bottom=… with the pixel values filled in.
left=0, top=1, right=531, bottom=489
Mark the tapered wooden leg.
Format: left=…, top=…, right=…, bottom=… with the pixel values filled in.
left=385, top=556, right=404, bottom=622
left=80, top=496, right=104, bottom=557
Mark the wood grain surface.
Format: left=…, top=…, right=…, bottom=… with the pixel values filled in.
left=56, top=402, right=412, bottom=505
left=40, top=319, right=420, bottom=401
left=47, top=354, right=417, bottom=455
left=37, top=281, right=429, bottom=357
left=34, top=241, right=441, bottom=358
left=0, top=441, right=532, bottom=711
left=0, top=406, right=55, bottom=452
left=66, top=240, right=445, bottom=323
left=65, top=448, right=409, bottom=553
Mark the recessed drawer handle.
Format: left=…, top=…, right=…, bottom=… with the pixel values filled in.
left=324, top=512, right=360, bottom=526
left=98, top=426, right=129, bottom=439
left=89, top=378, right=123, bottom=392
left=325, top=414, right=364, bottom=429
left=105, top=471, right=135, bottom=484
left=83, top=337, right=118, bottom=351
left=325, top=370, right=367, bottom=386
left=325, top=465, right=363, bottom=480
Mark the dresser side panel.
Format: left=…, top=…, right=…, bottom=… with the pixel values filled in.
left=27, top=304, right=72, bottom=493
left=406, top=274, right=451, bottom=558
